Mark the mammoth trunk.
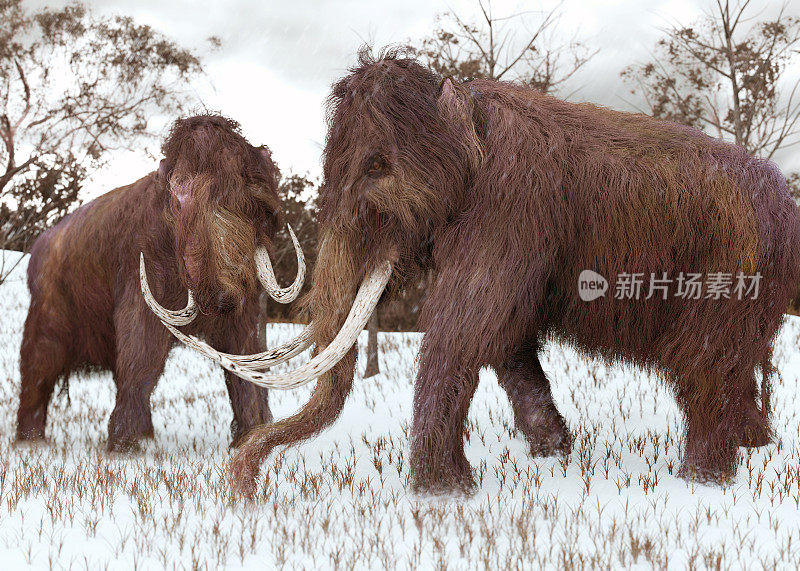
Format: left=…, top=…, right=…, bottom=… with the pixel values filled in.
left=228, top=232, right=373, bottom=494
left=171, top=170, right=259, bottom=315
left=296, top=230, right=393, bottom=389
left=280, top=231, right=376, bottom=427
left=305, top=231, right=365, bottom=352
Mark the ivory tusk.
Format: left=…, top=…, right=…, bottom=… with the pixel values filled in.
left=139, top=253, right=198, bottom=326
left=256, top=224, right=306, bottom=304
left=158, top=261, right=392, bottom=389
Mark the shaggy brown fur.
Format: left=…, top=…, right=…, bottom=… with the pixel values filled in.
left=231, top=49, right=800, bottom=496
left=17, top=114, right=281, bottom=451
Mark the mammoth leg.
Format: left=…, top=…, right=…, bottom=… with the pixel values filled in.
left=495, top=339, right=571, bottom=456
left=212, top=325, right=273, bottom=447
left=409, top=350, right=479, bottom=494
left=676, top=374, right=739, bottom=484
left=229, top=347, right=357, bottom=499
left=107, top=303, right=171, bottom=452
left=733, top=370, right=771, bottom=448
left=16, top=315, right=68, bottom=441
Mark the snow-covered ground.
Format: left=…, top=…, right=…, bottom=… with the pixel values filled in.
left=2, top=252, right=800, bottom=569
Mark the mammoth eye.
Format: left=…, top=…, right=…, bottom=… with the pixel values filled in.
left=366, top=154, right=387, bottom=178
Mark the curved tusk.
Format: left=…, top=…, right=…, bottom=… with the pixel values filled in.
left=256, top=224, right=306, bottom=304
left=160, top=261, right=392, bottom=389
left=140, top=253, right=198, bottom=326
left=158, top=323, right=313, bottom=371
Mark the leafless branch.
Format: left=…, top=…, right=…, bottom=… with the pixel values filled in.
left=10, top=60, right=31, bottom=135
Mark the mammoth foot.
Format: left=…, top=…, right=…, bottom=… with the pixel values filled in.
left=107, top=407, right=154, bottom=453
left=736, top=408, right=771, bottom=448
left=106, top=424, right=154, bottom=453
left=738, top=422, right=771, bottom=448
left=679, top=435, right=738, bottom=485
left=106, top=434, right=146, bottom=453
left=16, top=406, right=48, bottom=442
left=677, top=461, right=737, bottom=486
left=410, top=468, right=477, bottom=497
left=409, top=452, right=476, bottom=496
left=16, top=424, right=46, bottom=442
left=514, top=408, right=572, bottom=457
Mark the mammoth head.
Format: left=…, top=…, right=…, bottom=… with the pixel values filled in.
left=319, top=49, right=483, bottom=276
left=140, top=114, right=305, bottom=325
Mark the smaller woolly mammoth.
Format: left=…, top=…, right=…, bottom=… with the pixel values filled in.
left=18, top=114, right=304, bottom=451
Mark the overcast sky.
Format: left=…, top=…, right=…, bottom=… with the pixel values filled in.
left=31, top=0, right=800, bottom=196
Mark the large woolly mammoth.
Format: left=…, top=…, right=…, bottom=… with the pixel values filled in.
left=18, top=114, right=304, bottom=451
left=162, top=52, right=800, bottom=497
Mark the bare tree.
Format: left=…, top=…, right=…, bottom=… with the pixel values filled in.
left=408, top=0, right=596, bottom=95
left=0, top=0, right=209, bottom=282
left=621, top=0, right=800, bottom=160
left=623, top=1, right=800, bottom=311
left=788, top=172, right=800, bottom=202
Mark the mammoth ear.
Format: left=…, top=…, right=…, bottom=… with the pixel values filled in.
left=257, top=145, right=281, bottom=187
left=157, top=159, right=170, bottom=183
left=258, top=145, right=272, bottom=163
left=437, top=78, right=483, bottom=173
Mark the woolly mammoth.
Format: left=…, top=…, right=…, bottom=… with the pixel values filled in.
left=18, top=114, right=304, bottom=451
left=153, top=53, right=800, bottom=496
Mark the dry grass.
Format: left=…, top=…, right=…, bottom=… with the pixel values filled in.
left=2, top=252, right=800, bottom=569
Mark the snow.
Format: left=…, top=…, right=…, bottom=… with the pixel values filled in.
left=2, top=251, right=800, bottom=568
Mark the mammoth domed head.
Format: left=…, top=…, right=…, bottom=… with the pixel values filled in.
left=319, top=49, right=483, bottom=277
left=157, top=114, right=284, bottom=316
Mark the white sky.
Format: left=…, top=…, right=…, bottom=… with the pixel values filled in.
left=29, top=0, right=800, bottom=197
